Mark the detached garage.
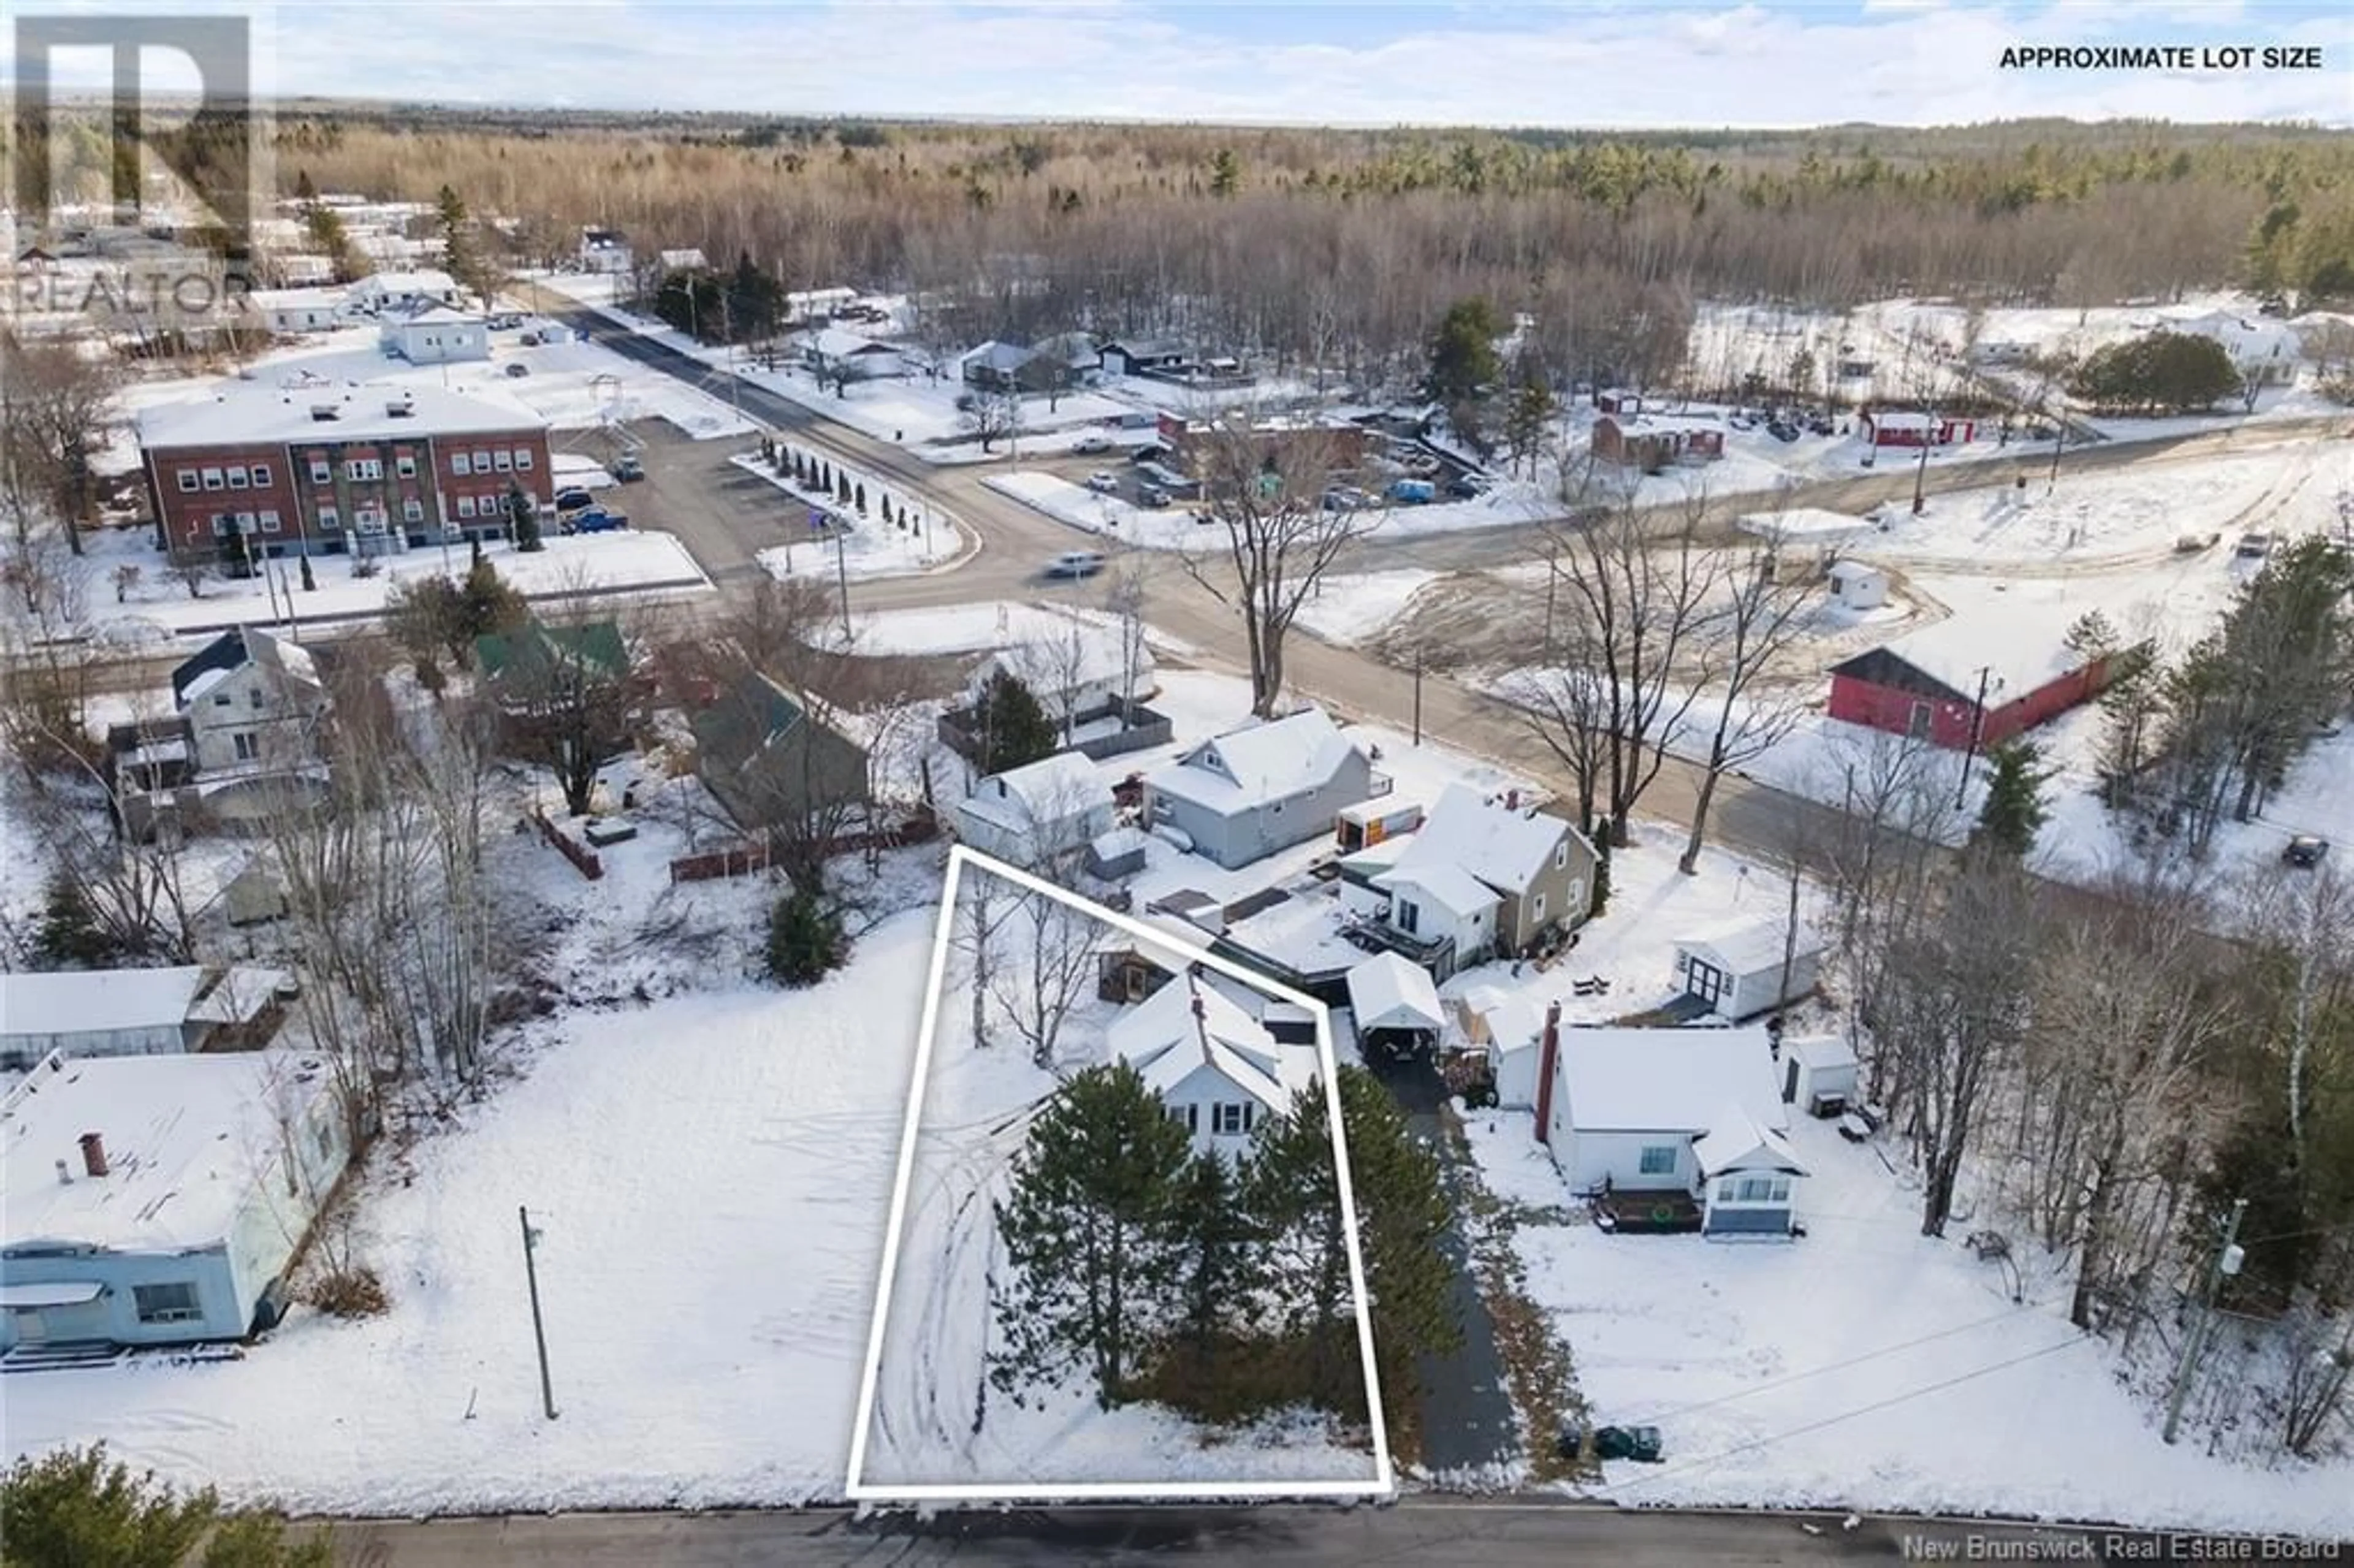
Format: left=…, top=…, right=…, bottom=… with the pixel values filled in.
left=1672, top=916, right=1823, bottom=1022
left=0, top=969, right=209, bottom=1069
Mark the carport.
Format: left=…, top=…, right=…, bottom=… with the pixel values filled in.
left=1347, top=951, right=1444, bottom=1060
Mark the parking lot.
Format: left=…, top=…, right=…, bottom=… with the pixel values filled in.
left=1032, top=422, right=1495, bottom=520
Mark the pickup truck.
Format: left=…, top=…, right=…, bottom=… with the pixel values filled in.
left=563, top=507, right=629, bottom=535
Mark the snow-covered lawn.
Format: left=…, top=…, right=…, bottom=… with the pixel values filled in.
left=1463, top=1111, right=2354, bottom=1537
left=731, top=455, right=967, bottom=581
left=1293, top=572, right=1441, bottom=647
left=855, top=859, right=1382, bottom=1493
left=981, top=470, right=1540, bottom=552
left=64, top=526, right=711, bottom=644
left=0, top=778, right=942, bottom=1513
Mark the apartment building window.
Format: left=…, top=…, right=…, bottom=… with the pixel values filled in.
left=259, top=511, right=282, bottom=533
left=208, top=514, right=234, bottom=536
left=402, top=499, right=424, bottom=522
left=451, top=451, right=471, bottom=475
left=354, top=507, right=386, bottom=535
left=456, top=495, right=477, bottom=519
left=317, top=504, right=340, bottom=530
left=309, top=457, right=332, bottom=484
left=227, top=465, right=249, bottom=489
left=396, top=455, right=417, bottom=478
left=345, top=458, right=383, bottom=482
left=201, top=467, right=225, bottom=490
left=250, top=464, right=272, bottom=487
left=471, top=451, right=490, bottom=474
left=176, top=470, right=200, bottom=493
left=513, top=449, right=534, bottom=470
left=492, top=449, right=512, bottom=471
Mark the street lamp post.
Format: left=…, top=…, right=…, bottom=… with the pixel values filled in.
left=519, top=1206, right=558, bottom=1421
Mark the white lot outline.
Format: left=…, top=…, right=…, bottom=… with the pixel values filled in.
left=845, top=844, right=1396, bottom=1502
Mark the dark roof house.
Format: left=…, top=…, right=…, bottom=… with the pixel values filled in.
left=690, top=672, right=872, bottom=835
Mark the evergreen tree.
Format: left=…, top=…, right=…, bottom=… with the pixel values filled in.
left=1424, top=297, right=1501, bottom=407
left=1335, top=1065, right=1461, bottom=1429
left=1501, top=365, right=1555, bottom=478
left=1247, top=1083, right=1359, bottom=1410
left=969, top=670, right=1061, bottom=775
left=991, top=1063, right=1192, bottom=1406
left=35, top=873, right=113, bottom=969
left=766, top=883, right=848, bottom=986
left=1973, top=740, right=2052, bottom=859
left=506, top=480, right=543, bottom=552
left=1209, top=148, right=1241, bottom=199
left=1588, top=839, right=1612, bottom=919
left=854, top=482, right=867, bottom=515
left=1169, top=1150, right=1262, bottom=1361
left=462, top=557, right=527, bottom=649
left=2, top=1444, right=332, bottom=1568
left=836, top=471, right=851, bottom=504
left=2069, top=331, right=2242, bottom=414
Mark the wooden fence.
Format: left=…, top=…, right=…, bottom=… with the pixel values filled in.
left=668, top=809, right=940, bottom=885
left=530, top=807, right=604, bottom=881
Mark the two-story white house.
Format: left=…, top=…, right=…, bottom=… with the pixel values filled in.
left=170, top=626, right=330, bottom=780
left=1107, top=967, right=1321, bottom=1160
left=954, top=752, right=1114, bottom=872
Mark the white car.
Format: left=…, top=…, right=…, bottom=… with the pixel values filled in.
left=1085, top=471, right=1120, bottom=493
left=1072, top=433, right=1114, bottom=455
left=1046, top=550, right=1108, bottom=579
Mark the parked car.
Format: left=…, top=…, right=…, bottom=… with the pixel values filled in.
left=1556, top=1423, right=1664, bottom=1464
left=2284, top=835, right=2331, bottom=869
left=1388, top=478, right=1436, bottom=504
left=1322, top=486, right=1371, bottom=512
left=2236, top=533, right=2274, bottom=560
left=1072, top=433, right=1113, bottom=455
left=1138, top=484, right=1170, bottom=508
left=564, top=507, right=628, bottom=535
left=1045, top=550, right=1107, bottom=579
left=1445, top=474, right=1491, bottom=499
left=554, top=487, right=596, bottom=515
left=488, top=313, right=523, bottom=329
left=612, top=454, right=644, bottom=482
left=1085, top=471, right=1120, bottom=494
left=1766, top=421, right=1801, bottom=443
left=503, top=362, right=530, bottom=378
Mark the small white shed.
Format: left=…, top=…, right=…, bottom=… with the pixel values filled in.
left=1672, top=916, right=1823, bottom=1022
left=1828, top=560, right=1888, bottom=611
left=1347, top=953, right=1445, bottom=1046
left=1780, top=1034, right=1861, bottom=1114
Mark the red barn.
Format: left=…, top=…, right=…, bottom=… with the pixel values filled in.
left=1826, top=622, right=2112, bottom=750
left=1860, top=410, right=1977, bottom=448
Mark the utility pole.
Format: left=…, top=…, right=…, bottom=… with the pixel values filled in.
left=1412, top=649, right=1424, bottom=746
left=519, top=1206, right=558, bottom=1420
left=2163, top=1197, right=2247, bottom=1445
left=1954, top=665, right=1995, bottom=810
left=836, top=526, right=853, bottom=642
left=1911, top=406, right=1936, bottom=516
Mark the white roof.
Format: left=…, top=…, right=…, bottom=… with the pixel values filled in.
left=977, top=628, right=1156, bottom=710
left=186, top=965, right=292, bottom=1026
left=1346, top=953, right=1445, bottom=1033
left=138, top=381, right=544, bottom=450
left=1556, top=1024, right=1786, bottom=1135
left=1693, top=1106, right=1809, bottom=1178
left=1868, top=410, right=1935, bottom=430
left=1876, top=612, right=2082, bottom=702
left=1829, top=559, right=1886, bottom=583
left=1739, top=508, right=1869, bottom=542
left=248, top=286, right=346, bottom=311
left=1376, top=862, right=1497, bottom=923
left=2, top=1049, right=337, bottom=1252
left=1392, top=784, right=1577, bottom=897
left=357, top=268, right=457, bottom=297
left=1615, top=412, right=1723, bottom=436
left=959, top=752, right=1107, bottom=837
left=1460, top=984, right=1545, bottom=1052
left=1677, top=915, right=1823, bottom=978
left=245, top=625, right=322, bottom=693
left=1148, top=707, right=1362, bottom=815
left=1107, top=968, right=1317, bottom=1116
left=1787, top=1034, right=1859, bottom=1071
left=393, top=304, right=484, bottom=328
left=0, top=967, right=206, bottom=1040
left=804, top=327, right=896, bottom=359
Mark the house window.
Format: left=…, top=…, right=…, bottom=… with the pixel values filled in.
left=1771, top=1178, right=1791, bottom=1203
left=345, top=458, right=383, bottom=481
left=233, top=732, right=258, bottom=761
left=1736, top=1176, right=1778, bottom=1203
left=213, top=691, right=232, bottom=707
left=451, top=452, right=471, bottom=476
left=201, top=467, right=224, bottom=490
left=402, top=498, right=424, bottom=522
left=1168, top=1103, right=1199, bottom=1134
left=396, top=455, right=417, bottom=478
left=1717, top=1178, right=1739, bottom=1203
left=317, top=505, right=340, bottom=530
left=492, top=449, right=512, bottom=471
left=514, top=448, right=533, bottom=470
left=176, top=470, right=199, bottom=493
left=1395, top=900, right=1419, bottom=935
left=133, top=1282, right=202, bottom=1324
left=1534, top=893, right=1547, bottom=921
left=1637, top=1144, right=1680, bottom=1176
left=308, top=458, right=332, bottom=485
left=227, top=465, right=249, bottom=489
left=250, top=465, right=271, bottom=488
left=249, top=687, right=265, bottom=709
left=1555, top=843, right=1568, bottom=869
left=457, top=495, right=477, bottom=519
left=1213, top=1103, right=1253, bottom=1136
left=259, top=510, right=281, bottom=533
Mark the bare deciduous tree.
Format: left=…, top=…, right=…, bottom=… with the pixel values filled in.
left=1678, top=538, right=1813, bottom=874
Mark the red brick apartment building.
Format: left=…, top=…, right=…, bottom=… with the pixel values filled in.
left=138, top=382, right=554, bottom=564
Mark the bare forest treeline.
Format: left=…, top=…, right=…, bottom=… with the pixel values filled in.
left=268, top=115, right=2354, bottom=384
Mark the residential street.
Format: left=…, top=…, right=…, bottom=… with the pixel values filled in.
left=329, top=1501, right=2273, bottom=1566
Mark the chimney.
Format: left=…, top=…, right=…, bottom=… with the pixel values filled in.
left=1531, top=1001, right=1563, bottom=1148
left=78, top=1132, right=110, bottom=1178
left=55, top=1158, right=73, bottom=1186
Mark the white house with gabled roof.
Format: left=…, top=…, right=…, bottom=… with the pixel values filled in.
left=0, top=1049, right=351, bottom=1357
left=954, top=752, right=1113, bottom=871
left=379, top=303, right=489, bottom=365
left=1107, top=967, right=1320, bottom=1159
left=1145, top=706, right=1376, bottom=870
left=348, top=268, right=463, bottom=314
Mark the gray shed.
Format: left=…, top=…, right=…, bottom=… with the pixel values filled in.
left=1086, top=826, right=1150, bottom=881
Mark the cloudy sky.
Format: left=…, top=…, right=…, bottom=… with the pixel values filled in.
left=10, top=1, right=2350, bottom=127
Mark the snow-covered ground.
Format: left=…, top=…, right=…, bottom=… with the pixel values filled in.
left=1293, top=571, right=1441, bottom=647
left=854, top=858, right=1382, bottom=1493
left=0, top=775, right=940, bottom=1513
left=60, top=525, right=710, bottom=644
left=982, top=470, right=1539, bottom=553
left=731, top=455, right=967, bottom=581
left=1465, top=1109, right=2354, bottom=1537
